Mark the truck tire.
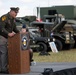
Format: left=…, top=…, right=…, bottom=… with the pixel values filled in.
left=36, top=42, right=47, bottom=52
left=55, top=39, right=63, bottom=51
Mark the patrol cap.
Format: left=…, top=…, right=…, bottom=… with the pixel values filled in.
left=22, top=24, right=26, bottom=28
left=10, top=7, right=19, bottom=13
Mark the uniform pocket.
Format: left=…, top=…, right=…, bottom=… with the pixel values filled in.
left=0, top=36, right=7, bottom=45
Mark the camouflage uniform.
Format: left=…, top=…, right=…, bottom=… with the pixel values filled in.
left=0, top=12, right=19, bottom=72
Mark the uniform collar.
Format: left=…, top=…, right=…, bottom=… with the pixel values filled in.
left=7, top=12, right=14, bottom=19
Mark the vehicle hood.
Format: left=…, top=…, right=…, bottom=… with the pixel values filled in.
left=51, top=21, right=67, bottom=33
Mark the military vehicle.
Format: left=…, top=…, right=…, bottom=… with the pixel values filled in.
left=51, top=21, right=75, bottom=50
left=15, top=18, right=55, bottom=53
left=65, top=19, right=76, bottom=48
left=28, top=27, right=54, bottom=52
left=30, top=21, right=54, bottom=37
left=30, top=19, right=75, bottom=50
left=43, top=13, right=76, bottom=49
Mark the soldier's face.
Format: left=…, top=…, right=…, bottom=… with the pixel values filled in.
left=11, top=11, right=18, bottom=18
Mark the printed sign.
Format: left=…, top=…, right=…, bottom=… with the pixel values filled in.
left=49, top=42, right=58, bottom=53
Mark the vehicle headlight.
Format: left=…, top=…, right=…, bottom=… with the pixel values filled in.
left=33, top=41, right=35, bottom=43
left=65, top=32, right=70, bottom=40
left=53, top=38, right=55, bottom=41
left=48, top=38, right=50, bottom=41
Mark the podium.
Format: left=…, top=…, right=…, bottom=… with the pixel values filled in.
left=8, top=32, right=30, bottom=74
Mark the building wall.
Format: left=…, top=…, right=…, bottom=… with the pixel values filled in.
left=52, top=6, right=74, bottom=19
left=38, top=5, right=76, bottom=20
left=74, top=6, right=76, bottom=19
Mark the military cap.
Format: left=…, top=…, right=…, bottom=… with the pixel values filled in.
left=22, top=24, right=26, bottom=28
left=10, top=7, right=19, bottom=13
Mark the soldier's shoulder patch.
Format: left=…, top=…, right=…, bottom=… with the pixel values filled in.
left=2, top=16, right=6, bottom=21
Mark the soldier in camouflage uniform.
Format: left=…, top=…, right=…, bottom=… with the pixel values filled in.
left=0, top=7, right=19, bottom=73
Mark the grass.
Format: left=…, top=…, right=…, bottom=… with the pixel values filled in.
left=33, top=49, right=76, bottom=62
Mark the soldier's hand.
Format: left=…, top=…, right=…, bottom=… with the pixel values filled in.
left=8, top=32, right=16, bottom=37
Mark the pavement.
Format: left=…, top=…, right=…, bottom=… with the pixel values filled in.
left=0, top=62, right=76, bottom=75
left=25, top=62, right=76, bottom=75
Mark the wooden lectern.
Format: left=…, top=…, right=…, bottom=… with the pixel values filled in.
left=8, top=32, right=30, bottom=74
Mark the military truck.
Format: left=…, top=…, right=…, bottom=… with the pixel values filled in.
left=43, top=13, right=76, bottom=49
left=51, top=21, right=75, bottom=50
left=65, top=19, right=76, bottom=48
left=30, top=21, right=54, bottom=37
left=15, top=18, right=55, bottom=53
left=28, top=27, right=54, bottom=52
left=30, top=20, right=75, bottom=50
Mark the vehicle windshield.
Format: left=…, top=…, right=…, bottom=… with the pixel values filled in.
left=28, top=27, right=41, bottom=38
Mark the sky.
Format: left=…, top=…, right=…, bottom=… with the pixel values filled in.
left=0, top=0, right=76, bottom=17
